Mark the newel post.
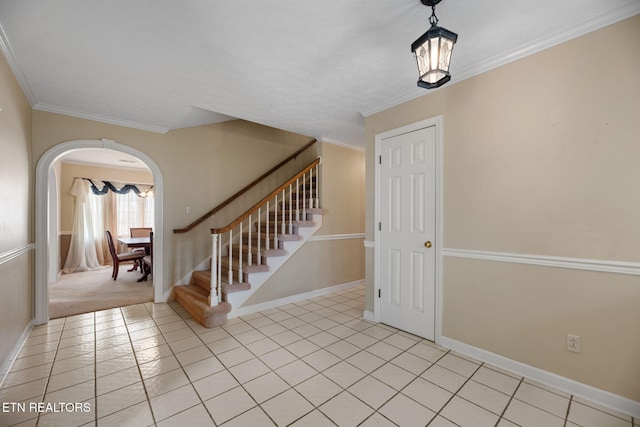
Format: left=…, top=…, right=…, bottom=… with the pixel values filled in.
left=210, top=233, right=219, bottom=306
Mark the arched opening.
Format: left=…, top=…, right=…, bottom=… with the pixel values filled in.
left=35, top=139, right=164, bottom=325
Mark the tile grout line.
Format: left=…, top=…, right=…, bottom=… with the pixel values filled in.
left=202, top=291, right=374, bottom=426
left=222, top=298, right=355, bottom=426
left=148, top=302, right=239, bottom=426
left=34, top=318, right=68, bottom=427
left=427, top=358, right=483, bottom=426
left=563, top=395, right=573, bottom=427
left=143, top=304, right=210, bottom=425
left=495, top=376, right=524, bottom=427
left=23, top=287, right=637, bottom=427
left=122, top=305, right=158, bottom=426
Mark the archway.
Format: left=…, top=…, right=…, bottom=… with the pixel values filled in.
left=35, top=138, right=164, bottom=325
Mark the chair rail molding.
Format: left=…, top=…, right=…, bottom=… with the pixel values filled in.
left=443, top=248, right=640, bottom=276
left=308, top=233, right=365, bottom=242
left=0, top=244, right=35, bottom=265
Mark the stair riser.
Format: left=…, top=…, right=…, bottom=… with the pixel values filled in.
left=228, top=251, right=266, bottom=265
left=266, top=211, right=313, bottom=221
left=280, top=201, right=317, bottom=210
left=238, top=235, right=284, bottom=250
left=257, top=223, right=300, bottom=234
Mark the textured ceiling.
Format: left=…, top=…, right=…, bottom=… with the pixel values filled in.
left=1, top=1, right=638, bottom=147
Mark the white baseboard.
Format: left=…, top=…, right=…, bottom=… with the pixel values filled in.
left=229, top=279, right=364, bottom=319
left=440, top=336, right=640, bottom=418
left=363, top=310, right=376, bottom=322
left=0, top=320, right=34, bottom=389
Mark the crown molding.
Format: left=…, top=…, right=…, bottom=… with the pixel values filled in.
left=33, top=103, right=170, bottom=134
left=361, top=3, right=640, bottom=117
left=0, top=22, right=37, bottom=106
left=320, top=137, right=365, bottom=152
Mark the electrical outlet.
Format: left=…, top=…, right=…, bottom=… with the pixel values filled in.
left=186, top=206, right=191, bottom=214
left=567, top=334, right=581, bottom=353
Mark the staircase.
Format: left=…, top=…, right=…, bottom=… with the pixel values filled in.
left=173, top=158, right=323, bottom=328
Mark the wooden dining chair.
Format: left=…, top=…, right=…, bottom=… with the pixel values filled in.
left=105, top=230, right=145, bottom=280
left=129, top=227, right=152, bottom=271
left=141, top=231, right=153, bottom=281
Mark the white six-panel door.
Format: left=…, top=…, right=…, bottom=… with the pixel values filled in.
left=379, top=125, right=437, bottom=340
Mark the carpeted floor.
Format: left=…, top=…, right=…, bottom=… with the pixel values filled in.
left=48, top=264, right=153, bottom=319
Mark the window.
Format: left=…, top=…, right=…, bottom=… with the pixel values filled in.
left=115, top=191, right=154, bottom=238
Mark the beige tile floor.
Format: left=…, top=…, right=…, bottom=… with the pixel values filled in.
left=0, top=285, right=635, bottom=426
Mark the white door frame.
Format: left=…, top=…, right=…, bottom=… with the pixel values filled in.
left=374, top=116, right=444, bottom=344
left=35, top=138, right=164, bottom=325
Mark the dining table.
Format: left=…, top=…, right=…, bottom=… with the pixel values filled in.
left=117, top=236, right=151, bottom=251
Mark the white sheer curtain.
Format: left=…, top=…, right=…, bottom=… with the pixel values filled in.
left=115, top=191, right=154, bottom=238
left=63, top=179, right=154, bottom=273
left=62, top=178, right=102, bottom=273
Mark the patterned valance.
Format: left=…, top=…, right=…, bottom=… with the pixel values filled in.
left=84, top=179, right=154, bottom=198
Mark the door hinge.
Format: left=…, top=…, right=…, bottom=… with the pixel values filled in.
left=378, top=222, right=381, bottom=231
left=378, top=289, right=381, bottom=298
left=379, top=155, right=382, bottom=165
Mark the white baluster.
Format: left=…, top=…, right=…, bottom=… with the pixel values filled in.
left=247, top=214, right=252, bottom=266
left=256, top=208, right=261, bottom=265
left=296, top=178, right=300, bottom=221
left=315, top=164, right=320, bottom=208
left=265, top=201, right=270, bottom=251
left=209, top=234, right=219, bottom=306
left=218, top=236, right=222, bottom=294
left=239, top=222, right=243, bottom=283
left=302, top=172, right=307, bottom=220
left=289, top=184, right=293, bottom=234
left=267, top=199, right=278, bottom=249
left=282, top=189, right=286, bottom=235
left=228, top=230, right=233, bottom=284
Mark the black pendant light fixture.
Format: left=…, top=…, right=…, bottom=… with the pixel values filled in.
left=411, top=0, right=458, bottom=89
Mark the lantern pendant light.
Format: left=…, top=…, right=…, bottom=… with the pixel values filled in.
left=411, top=0, right=458, bottom=89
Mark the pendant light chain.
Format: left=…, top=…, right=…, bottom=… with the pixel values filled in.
left=429, top=5, right=439, bottom=26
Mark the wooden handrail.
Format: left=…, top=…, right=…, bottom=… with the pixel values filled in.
left=173, top=138, right=317, bottom=233
left=211, top=158, right=320, bottom=234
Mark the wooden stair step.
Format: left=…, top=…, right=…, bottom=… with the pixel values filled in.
left=243, top=232, right=302, bottom=243
left=191, top=269, right=252, bottom=295
left=173, top=284, right=232, bottom=328
left=289, top=191, right=318, bottom=200
left=220, top=256, right=269, bottom=274
left=238, top=234, right=283, bottom=249
left=266, top=211, right=313, bottom=221
left=229, top=245, right=287, bottom=263
left=256, top=220, right=315, bottom=231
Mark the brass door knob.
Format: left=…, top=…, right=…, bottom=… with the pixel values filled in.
left=424, top=241, right=432, bottom=248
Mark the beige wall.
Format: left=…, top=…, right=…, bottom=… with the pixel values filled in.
left=242, top=141, right=366, bottom=306
left=317, top=142, right=365, bottom=236
left=0, top=52, right=33, bottom=368
left=365, top=16, right=640, bottom=401
left=32, top=111, right=313, bottom=293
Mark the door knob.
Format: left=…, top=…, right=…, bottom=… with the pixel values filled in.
left=424, top=241, right=432, bottom=248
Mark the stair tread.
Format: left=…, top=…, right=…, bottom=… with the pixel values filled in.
left=191, top=270, right=252, bottom=293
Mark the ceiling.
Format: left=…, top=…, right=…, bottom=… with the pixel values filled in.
left=60, top=149, right=149, bottom=171
left=1, top=1, right=638, bottom=148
